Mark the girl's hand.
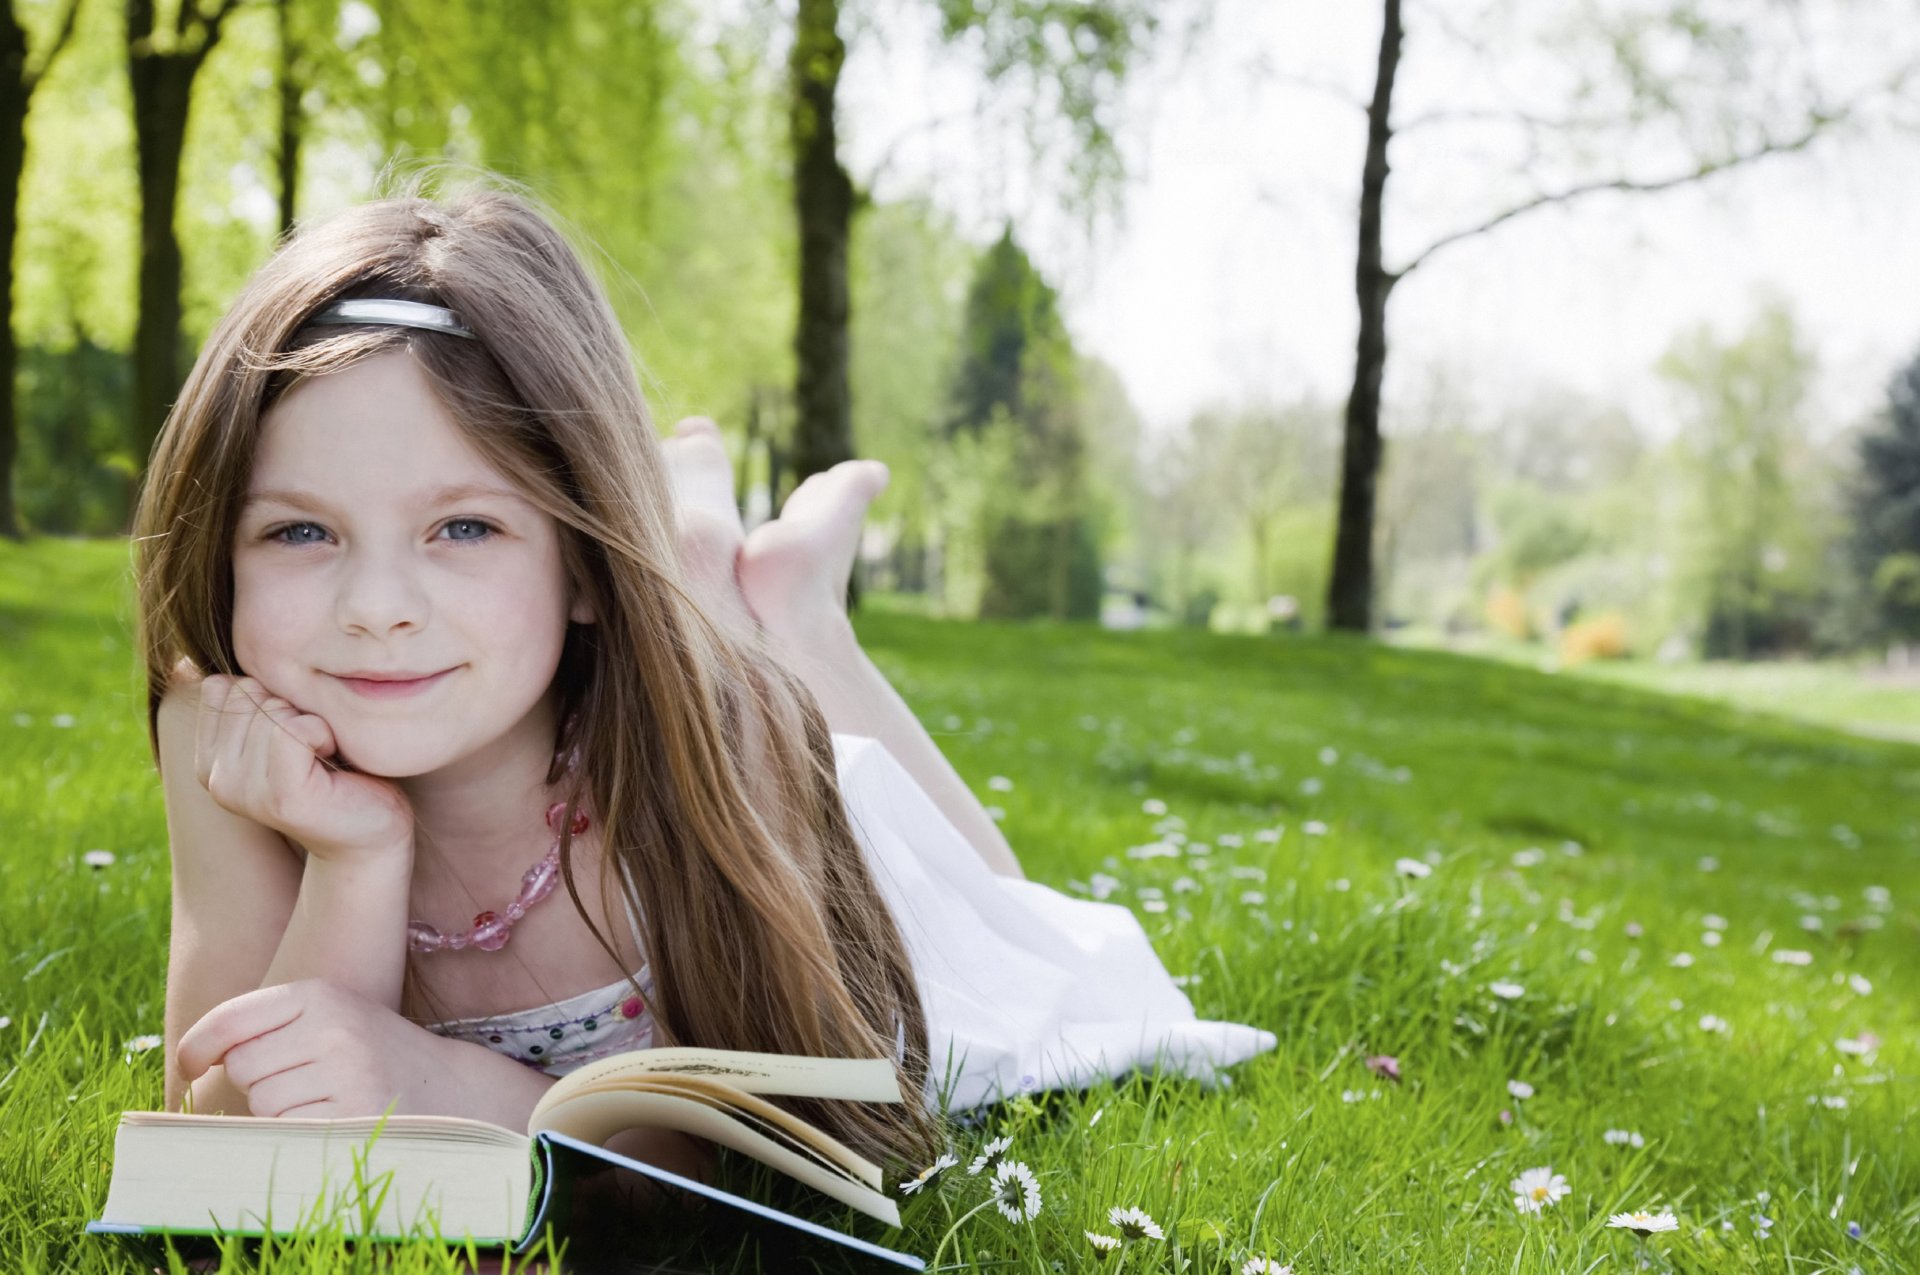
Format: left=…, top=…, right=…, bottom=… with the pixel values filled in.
left=193, top=674, right=413, bottom=865
left=176, top=980, right=451, bottom=1119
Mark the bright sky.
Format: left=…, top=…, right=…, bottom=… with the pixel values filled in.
left=841, top=0, right=1920, bottom=439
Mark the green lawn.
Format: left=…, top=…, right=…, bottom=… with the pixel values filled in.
left=3, top=538, right=1916, bottom=1272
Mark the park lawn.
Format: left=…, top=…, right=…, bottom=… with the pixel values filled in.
left=1, top=537, right=1915, bottom=1273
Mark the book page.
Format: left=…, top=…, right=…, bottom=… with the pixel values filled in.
left=546, top=1073, right=880, bottom=1191
left=529, top=1089, right=900, bottom=1228
left=97, top=1114, right=534, bottom=1243
left=534, top=1049, right=902, bottom=1116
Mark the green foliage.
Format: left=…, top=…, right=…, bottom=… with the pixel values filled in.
left=942, top=228, right=1096, bottom=619
left=1853, top=352, right=1920, bottom=642
left=1658, top=300, right=1829, bottom=657
left=14, top=342, right=136, bottom=535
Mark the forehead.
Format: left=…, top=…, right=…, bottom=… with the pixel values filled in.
left=248, top=349, right=517, bottom=501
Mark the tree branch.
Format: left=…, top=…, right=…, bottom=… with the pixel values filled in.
left=24, top=0, right=83, bottom=91
left=1262, top=68, right=1367, bottom=115
left=1391, top=119, right=1839, bottom=284
left=189, top=0, right=247, bottom=62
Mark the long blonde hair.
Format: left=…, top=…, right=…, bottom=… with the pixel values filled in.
left=131, top=188, right=939, bottom=1164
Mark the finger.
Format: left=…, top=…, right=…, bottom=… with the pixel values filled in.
left=221, top=1031, right=317, bottom=1093
left=235, top=1059, right=325, bottom=1118
left=176, top=985, right=306, bottom=1085
left=193, top=675, right=232, bottom=790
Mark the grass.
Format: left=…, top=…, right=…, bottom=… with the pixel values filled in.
left=1389, top=627, right=1920, bottom=742
left=2, top=536, right=1916, bottom=1272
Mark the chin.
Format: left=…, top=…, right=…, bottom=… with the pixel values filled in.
left=329, top=730, right=454, bottom=780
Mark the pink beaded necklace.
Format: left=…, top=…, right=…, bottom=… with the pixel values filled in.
left=407, top=801, right=589, bottom=954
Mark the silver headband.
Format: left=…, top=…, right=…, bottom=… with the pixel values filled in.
left=306, top=298, right=477, bottom=340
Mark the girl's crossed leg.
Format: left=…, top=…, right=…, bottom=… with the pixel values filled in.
left=662, top=418, right=1024, bottom=879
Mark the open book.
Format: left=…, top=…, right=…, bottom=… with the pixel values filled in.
left=86, top=1047, right=923, bottom=1269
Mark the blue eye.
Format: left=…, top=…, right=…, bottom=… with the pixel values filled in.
left=441, top=519, right=496, bottom=542
left=270, top=522, right=329, bottom=545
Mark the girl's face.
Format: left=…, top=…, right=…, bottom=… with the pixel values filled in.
left=232, top=349, right=592, bottom=780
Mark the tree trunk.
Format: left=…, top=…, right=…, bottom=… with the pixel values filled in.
left=0, top=13, right=27, bottom=540
left=276, top=0, right=299, bottom=240
left=127, top=46, right=196, bottom=475
left=1326, top=0, right=1402, bottom=634
left=789, top=0, right=854, bottom=487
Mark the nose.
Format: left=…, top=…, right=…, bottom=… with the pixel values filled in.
left=334, top=545, right=429, bottom=637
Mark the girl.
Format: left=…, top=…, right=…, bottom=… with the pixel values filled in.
left=133, top=187, right=1272, bottom=1181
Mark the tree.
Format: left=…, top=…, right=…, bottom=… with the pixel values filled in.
left=944, top=226, right=1093, bottom=620
left=786, top=0, right=1157, bottom=496
left=0, top=0, right=79, bottom=538
left=1853, top=351, right=1920, bottom=643
left=126, top=0, right=244, bottom=472
left=1321, top=0, right=1917, bottom=632
left=1659, top=302, right=1822, bottom=658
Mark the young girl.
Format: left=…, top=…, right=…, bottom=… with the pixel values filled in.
left=133, top=187, right=1272, bottom=1181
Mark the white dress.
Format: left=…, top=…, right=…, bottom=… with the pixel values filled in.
left=832, top=733, right=1277, bottom=1112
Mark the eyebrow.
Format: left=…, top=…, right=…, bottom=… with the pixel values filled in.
left=241, top=482, right=528, bottom=513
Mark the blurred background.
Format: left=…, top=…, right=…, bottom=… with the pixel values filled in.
left=3, top=0, right=1919, bottom=738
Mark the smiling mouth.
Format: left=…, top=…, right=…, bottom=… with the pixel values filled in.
left=332, top=668, right=457, bottom=698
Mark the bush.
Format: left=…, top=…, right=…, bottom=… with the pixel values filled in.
left=1559, top=613, right=1630, bottom=665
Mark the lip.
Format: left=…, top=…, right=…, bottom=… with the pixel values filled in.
left=331, top=667, right=457, bottom=699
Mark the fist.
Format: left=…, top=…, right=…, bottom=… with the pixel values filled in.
left=192, top=673, right=414, bottom=863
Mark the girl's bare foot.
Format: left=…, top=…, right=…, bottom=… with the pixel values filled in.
left=659, top=417, right=755, bottom=640
left=738, top=460, right=889, bottom=637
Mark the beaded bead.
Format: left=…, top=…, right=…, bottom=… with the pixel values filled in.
left=407, top=807, right=589, bottom=955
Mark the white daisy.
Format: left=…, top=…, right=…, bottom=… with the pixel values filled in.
left=1243, top=1259, right=1294, bottom=1275
left=1511, top=1167, right=1569, bottom=1213
left=967, top=1135, right=1011, bottom=1175
left=1772, top=949, right=1813, bottom=966
left=1303, top=820, right=1329, bottom=836
left=1507, top=1079, right=1534, bottom=1100
left=82, top=850, right=116, bottom=869
left=1698, top=1014, right=1730, bottom=1034
left=899, top=1152, right=956, bottom=1194
left=1489, top=981, right=1525, bottom=1000
left=1607, top=1209, right=1678, bottom=1236
left=122, top=1034, right=163, bottom=1057
left=1511, top=848, right=1545, bottom=867
left=1702, top=913, right=1728, bottom=931
left=1701, top=931, right=1723, bottom=947
left=1142, top=798, right=1168, bottom=816
left=987, top=775, right=1014, bottom=792
left=1085, top=1231, right=1122, bottom=1256
left=1602, top=1129, right=1646, bottom=1148
left=1394, top=858, right=1432, bottom=879
left=990, top=1160, right=1041, bottom=1222
left=1836, top=1032, right=1880, bottom=1057
left=1669, top=952, right=1695, bottom=968
left=1848, top=974, right=1873, bottom=995
left=1108, top=1205, right=1164, bottom=1241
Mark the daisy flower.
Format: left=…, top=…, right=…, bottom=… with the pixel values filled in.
left=1394, top=858, right=1431, bottom=879
left=899, top=1152, right=956, bottom=1194
left=1607, top=1209, right=1678, bottom=1236
left=1602, top=1129, right=1646, bottom=1148
left=967, top=1135, right=1010, bottom=1175
left=987, top=775, right=1014, bottom=792
left=990, top=1160, right=1041, bottom=1222
left=122, top=1034, right=163, bottom=1058
left=1511, top=1166, right=1569, bottom=1213
left=1772, top=949, right=1813, bottom=966
left=1489, top=981, right=1525, bottom=1000
left=82, top=850, right=116, bottom=869
left=1108, top=1205, right=1164, bottom=1241
left=1699, top=1014, right=1730, bottom=1034
left=1507, top=1079, right=1534, bottom=1100
left=1243, top=1259, right=1294, bottom=1275
left=1084, top=1232, right=1123, bottom=1256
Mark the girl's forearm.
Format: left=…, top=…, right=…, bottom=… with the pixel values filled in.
left=262, top=849, right=414, bottom=1009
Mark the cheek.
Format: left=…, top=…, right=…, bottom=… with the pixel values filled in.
left=230, top=567, right=315, bottom=676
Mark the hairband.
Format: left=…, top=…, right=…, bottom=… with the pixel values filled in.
left=305, top=298, right=477, bottom=340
